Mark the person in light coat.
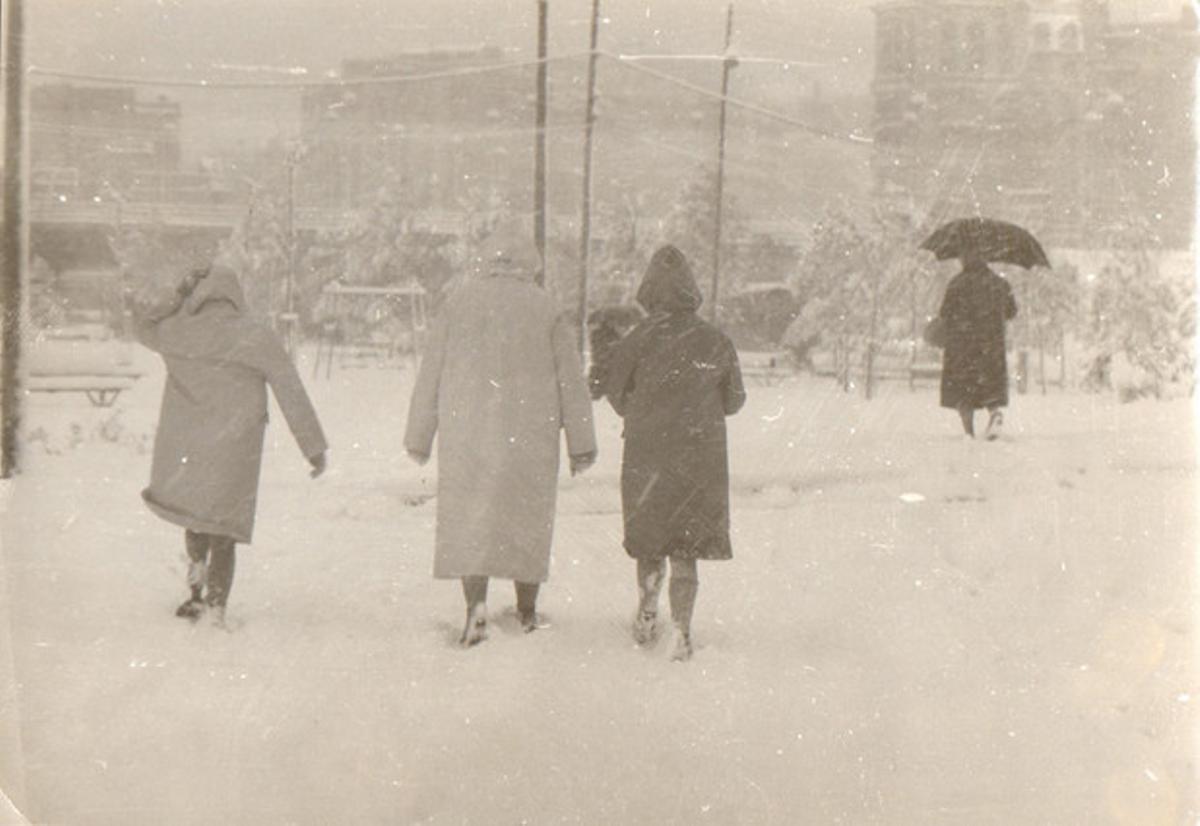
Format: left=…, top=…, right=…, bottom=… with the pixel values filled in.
left=404, top=220, right=597, bottom=646
left=132, top=262, right=327, bottom=627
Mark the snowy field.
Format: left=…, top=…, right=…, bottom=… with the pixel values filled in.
left=2, top=345, right=1197, bottom=825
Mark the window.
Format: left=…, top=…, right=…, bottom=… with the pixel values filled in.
left=1032, top=22, right=1051, bottom=52
left=966, top=21, right=987, bottom=71
left=1059, top=23, right=1080, bottom=52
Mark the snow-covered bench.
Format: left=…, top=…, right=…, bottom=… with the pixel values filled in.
left=24, top=371, right=142, bottom=407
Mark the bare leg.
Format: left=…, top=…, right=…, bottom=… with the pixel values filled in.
left=633, top=558, right=665, bottom=645
left=668, top=557, right=698, bottom=661
left=460, top=576, right=489, bottom=647
left=984, top=405, right=1004, bottom=441
left=515, top=581, right=541, bottom=632
left=957, top=405, right=975, bottom=438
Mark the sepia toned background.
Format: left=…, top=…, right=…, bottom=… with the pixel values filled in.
left=2, top=1, right=1196, bottom=823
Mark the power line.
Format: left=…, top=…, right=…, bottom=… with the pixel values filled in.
left=27, top=52, right=591, bottom=90
left=596, top=51, right=872, bottom=147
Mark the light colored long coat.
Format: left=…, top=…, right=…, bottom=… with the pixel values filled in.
left=134, top=266, right=327, bottom=543
left=404, top=271, right=596, bottom=583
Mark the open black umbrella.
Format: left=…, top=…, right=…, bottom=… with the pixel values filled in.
left=921, top=217, right=1050, bottom=269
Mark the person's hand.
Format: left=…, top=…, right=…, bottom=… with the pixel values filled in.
left=407, top=449, right=430, bottom=466
left=569, top=450, right=597, bottom=477
left=308, top=451, right=327, bottom=478
left=177, top=267, right=209, bottom=297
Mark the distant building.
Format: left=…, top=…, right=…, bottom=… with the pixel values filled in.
left=298, top=47, right=538, bottom=213
left=871, top=0, right=1197, bottom=248
left=31, top=84, right=184, bottom=202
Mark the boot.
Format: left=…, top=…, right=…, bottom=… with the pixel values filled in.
left=175, top=597, right=205, bottom=621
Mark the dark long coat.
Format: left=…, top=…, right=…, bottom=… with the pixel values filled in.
left=602, top=246, right=746, bottom=561
left=134, top=266, right=328, bottom=543
left=938, top=263, right=1018, bottom=410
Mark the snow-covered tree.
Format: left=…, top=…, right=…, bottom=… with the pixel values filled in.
left=790, top=203, right=933, bottom=396
left=1084, top=226, right=1195, bottom=399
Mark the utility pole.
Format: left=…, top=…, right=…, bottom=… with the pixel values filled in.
left=708, top=3, right=735, bottom=324
left=282, top=143, right=301, bottom=359
left=2, top=0, right=26, bottom=477
left=533, top=0, right=549, bottom=286
left=576, top=0, right=601, bottom=357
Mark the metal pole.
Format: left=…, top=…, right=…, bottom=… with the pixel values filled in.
left=576, top=0, right=601, bottom=357
left=284, top=148, right=297, bottom=358
left=533, top=0, right=549, bottom=286
left=2, top=0, right=27, bottom=477
left=708, top=3, right=735, bottom=324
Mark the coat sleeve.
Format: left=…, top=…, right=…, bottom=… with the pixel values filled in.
left=551, top=313, right=597, bottom=457
left=259, top=331, right=328, bottom=460
left=403, top=307, right=450, bottom=457
left=721, top=338, right=747, bottom=416
left=600, top=326, right=641, bottom=417
left=1003, top=280, right=1018, bottom=321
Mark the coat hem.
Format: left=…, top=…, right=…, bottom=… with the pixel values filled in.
left=142, top=490, right=252, bottom=544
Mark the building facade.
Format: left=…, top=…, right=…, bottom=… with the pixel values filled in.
left=871, top=0, right=1197, bottom=248
left=31, top=84, right=186, bottom=203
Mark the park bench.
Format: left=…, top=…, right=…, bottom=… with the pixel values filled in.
left=907, top=362, right=941, bottom=389
left=24, top=371, right=142, bottom=407
left=739, top=351, right=793, bottom=386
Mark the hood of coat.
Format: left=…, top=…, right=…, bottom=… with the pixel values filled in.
left=185, top=265, right=246, bottom=315
left=636, top=244, right=703, bottom=315
left=477, top=217, right=542, bottom=282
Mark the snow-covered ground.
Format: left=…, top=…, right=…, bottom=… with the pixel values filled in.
left=2, top=345, right=1196, bottom=825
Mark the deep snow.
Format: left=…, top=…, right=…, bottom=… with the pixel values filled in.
left=1, top=345, right=1196, bottom=825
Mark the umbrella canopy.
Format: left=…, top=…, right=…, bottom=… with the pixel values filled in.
left=921, top=217, right=1050, bottom=269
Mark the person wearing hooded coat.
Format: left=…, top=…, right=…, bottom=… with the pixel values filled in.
left=131, top=263, right=328, bottom=626
left=936, top=253, right=1018, bottom=439
left=404, top=219, right=597, bottom=647
left=600, top=244, right=746, bottom=661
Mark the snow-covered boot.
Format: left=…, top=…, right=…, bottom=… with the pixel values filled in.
left=984, top=410, right=1004, bottom=441
left=518, top=610, right=551, bottom=633
left=669, top=623, right=693, bottom=662
left=175, top=597, right=205, bottom=621
left=207, top=603, right=228, bottom=630
left=460, top=602, right=488, bottom=647
left=632, top=609, right=659, bottom=646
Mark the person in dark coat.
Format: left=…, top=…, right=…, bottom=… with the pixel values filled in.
left=131, top=262, right=328, bottom=627
left=937, top=253, right=1018, bottom=439
left=601, top=245, right=746, bottom=661
left=586, top=303, right=644, bottom=399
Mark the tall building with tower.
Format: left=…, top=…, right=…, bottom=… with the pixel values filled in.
left=871, top=0, right=1197, bottom=249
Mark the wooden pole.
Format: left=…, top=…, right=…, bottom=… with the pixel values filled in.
left=708, top=3, right=735, bottom=323
left=2, top=0, right=27, bottom=477
left=533, top=0, right=549, bottom=286
left=577, top=0, right=601, bottom=356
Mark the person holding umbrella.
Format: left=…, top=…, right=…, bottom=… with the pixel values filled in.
left=922, top=218, right=1047, bottom=440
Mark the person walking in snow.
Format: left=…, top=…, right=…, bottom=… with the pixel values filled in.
left=600, top=244, right=746, bottom=661
left=131, top=260, right=328, bottom=628
left=935, top=251, right=1018, bottom=440
left=404, top=219, right=597, bottom=647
